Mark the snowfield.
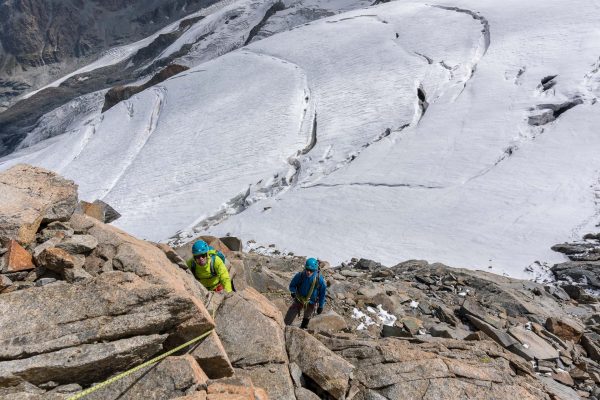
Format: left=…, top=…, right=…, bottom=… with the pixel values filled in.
left=2, top=0, right=599, bottom=278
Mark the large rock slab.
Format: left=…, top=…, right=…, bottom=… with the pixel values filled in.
left=538, top=376, right=582, bottom=400
left=0, top=272, right=205, bottom=361
left=71, top=214, right=214, bottom=343
left=321, top=335, right=551, bottom=400
left=234, top=363, right=295, bottom=400
left=0, top=334, right=166, bottom=385
left=0, top=164, right=78, bottom=245
left=466, top=315, right=518, bottom=349
left=508, top=326, right=559, bottom=361
left=84, top=355, right=208, bottom=400
left=308, top=311, right=348, bottom=333
left=286, top=327, right=355, bottom=400
left=215, top=288, right=287, bottom=367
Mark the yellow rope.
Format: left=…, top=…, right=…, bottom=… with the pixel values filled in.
left=67, top=329, right=214, bottom=400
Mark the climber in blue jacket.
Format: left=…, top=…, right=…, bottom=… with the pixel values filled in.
left=284, top=257, right=327, bottom=329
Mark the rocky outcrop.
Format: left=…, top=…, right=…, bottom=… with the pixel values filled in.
left=1, top=164, right=599, bottom=399
left=0, top=0, right=216, bottom=96
left=250, top=253, right=599, bottom=399
left=319, top=334, right=551, bottom=400
left=215, top=287, right=295, bottom=400
left=551, top=234, right=600, bottom=293
left=0, top=164, right=77, bottom=245
left=286, top=327, right=355, bottom=400
left=102, top=64, right=189, bottom=112
left=0, top=165, right=266, bottom=399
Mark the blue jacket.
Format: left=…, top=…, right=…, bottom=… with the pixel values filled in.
left=289, top=271, right=327, bottom=308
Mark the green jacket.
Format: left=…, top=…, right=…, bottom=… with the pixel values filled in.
left=186, top=250, right=232, bottom=292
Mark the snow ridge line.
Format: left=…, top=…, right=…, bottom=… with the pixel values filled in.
left=100, top=86, right=166, bottom=200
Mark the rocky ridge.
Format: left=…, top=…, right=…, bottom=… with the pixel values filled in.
left=0, top=0, right=220, bottom=108
left=0, top=163, right=599, bottom=400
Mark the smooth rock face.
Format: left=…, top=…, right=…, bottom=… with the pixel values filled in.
left=84, top=355, right=208, bottom=400
left=0, top=165, right=78, bottom=245
left=215, top=288, right=287, bottom=367
left=286, top=327, right=354, bottom=400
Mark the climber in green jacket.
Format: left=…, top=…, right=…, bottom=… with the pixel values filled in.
left=186, top=240, right=232, bottom=292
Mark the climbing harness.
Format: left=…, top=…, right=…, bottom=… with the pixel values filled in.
left=295, top=272, right=319, bottom=308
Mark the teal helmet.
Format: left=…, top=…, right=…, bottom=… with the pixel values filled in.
left=305, top=257, right=319, bottom=271
left=192, top=240, right=210, bottom=255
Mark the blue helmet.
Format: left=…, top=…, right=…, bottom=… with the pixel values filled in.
left=305, top=257, right=319, bottom=271
left=192, top=240, right=210, bottom=255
